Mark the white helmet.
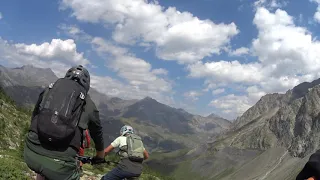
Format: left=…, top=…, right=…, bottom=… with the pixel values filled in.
left=120, top=125, right=134, bottom=136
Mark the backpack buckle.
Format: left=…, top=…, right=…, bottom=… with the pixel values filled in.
left=80, top=92, right=85, bottom=100
left=49, top=83, right=54, bottom=89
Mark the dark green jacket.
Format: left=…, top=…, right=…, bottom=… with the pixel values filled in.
left=25, top=87, right=104, bottom=161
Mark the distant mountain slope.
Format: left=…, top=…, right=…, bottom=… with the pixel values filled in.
left=122, top=96, right=194, bottom=134
left=0, top=65, right=57, bottom=87
left=167, top=77, right=320, bottom=180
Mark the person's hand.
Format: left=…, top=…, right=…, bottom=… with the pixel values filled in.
left=91, top=156, right=105, bottom=165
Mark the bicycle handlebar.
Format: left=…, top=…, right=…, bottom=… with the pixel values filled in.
left=76, top=155, right=119, bottom=165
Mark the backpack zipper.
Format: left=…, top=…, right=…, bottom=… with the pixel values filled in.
left=65, top=90, right=75, bottom=116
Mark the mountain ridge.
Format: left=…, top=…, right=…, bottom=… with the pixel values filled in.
left=2, top=64, right=320, bottom=179
left=0, top=64, right=231, bottom=153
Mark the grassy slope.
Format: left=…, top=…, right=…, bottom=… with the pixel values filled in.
left=0, top=87, right=33, bottom=179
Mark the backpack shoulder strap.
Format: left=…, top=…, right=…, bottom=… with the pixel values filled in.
left=38, top=85, right=52, bottom=110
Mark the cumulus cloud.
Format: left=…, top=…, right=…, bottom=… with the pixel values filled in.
left=311, top=0, right=320, bottom=23
left=212, top=88, right=225, bottom=95
left=0, top=38, right=89, bottom=76
left=91, top=37, right=128, bottom=57
left=254, top=0, right=288, bottom=9
left=14, top=39, right=90, bottom=66
left=188, top=7, right=320, bottom=119
left=54, top=0, right=320, bottom=119
left=58, top=24, right=92, bottom=41
left=91, top=75, right=173, bottom=104
left=188, top=61, right=263, bottom=84
left=91, top=37, right=172, bottom=97
left=184, top=90, right=202, bottom=101
left=152, top=68, right=168, bottom=75
left=60, top=0, right=239, bottom=64
left=53, top=27, right=174, bottom=103
left=229, top=47, right=249, bottom=56
left=252, top=8, right=320, bottom=76
left=209, top=94, right=253, bottom=119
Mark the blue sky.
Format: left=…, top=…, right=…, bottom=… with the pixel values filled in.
left=0, top=0, right=320, bottom=120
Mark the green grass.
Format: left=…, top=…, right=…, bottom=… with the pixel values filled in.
left=0, top=87, right=34, bottom=179
left=0, top=155, right=32, bottom=180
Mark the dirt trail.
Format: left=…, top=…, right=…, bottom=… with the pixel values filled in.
left=259, top=150, right=288, bottom=180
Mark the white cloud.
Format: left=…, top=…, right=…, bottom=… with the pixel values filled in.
left=209, top=94, right=253, bottom=119
left=55, top=27, right=174, bottom=103
left=315, top=12, right=320, bottom=23
left=254, top=0, right=288, bottom=9
left=60, top=0, right=239, bottom=64
left=229, top=47, right=249, bottom=56
left=311, top=0, right=320, bottom=23
left=90, top=75, right=172, bottom=103
left=91, top=36, right=172, bottom=96
left=14, top=39, right=90, bottom=66
left=110, top=55, right=171, bottom=92
left=0, top=38, right=89, bottom=77
left=184, top=91, right=202, bottom=101
left=54, top=0, right=320, bottom=119
left=152, top=68, right=168, bottom=75
left=189, top=7, right=320, bottom=119
left=252, top=8, right=320, bottom=76
left=212, top=88, right=225, bottom=95
left=91, top=37, right=128, bottom=57
left=188, top=61, right=263, bottom=84
left=58, top=24, right=92, bottom=41
left=0, top=12, right=2, bottom=20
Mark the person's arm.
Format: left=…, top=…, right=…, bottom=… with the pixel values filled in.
left=143, top=149, right=149, bottom=160
left=86, top=96, right=105, bottom=158
left=296, top=149, right=320, bottom=180
left=104, top=144, right=115, bottom=156
left=104, top=137, right=120, bottom=156
left=85, top=129, right=90, bottom=148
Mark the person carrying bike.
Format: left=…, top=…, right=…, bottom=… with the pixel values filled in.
left=101, top=125, right=149, bottom=180
left=23, top=65, right=105, bottom=180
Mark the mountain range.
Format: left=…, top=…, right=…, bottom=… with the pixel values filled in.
left=162, top=77, right=320, bottom=179
left=3, top=64, right=320, bottom=179
left=0, top=64, right=231, bottom=153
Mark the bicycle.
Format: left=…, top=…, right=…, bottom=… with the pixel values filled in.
left=35, top=155, right=138, bottom=180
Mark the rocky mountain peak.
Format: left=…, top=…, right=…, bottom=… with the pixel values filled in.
left=0, top=65, right=58, bottom=87
left=207, top=113, right=221, bottom=119
left=291, top=78, right=320, bottom=99
left=210, top=77, right=320, bottom=159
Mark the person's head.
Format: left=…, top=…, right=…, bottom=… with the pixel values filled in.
left=65, top=65, right=90, bottom=92
left=120, top=125, right=134, bottom=136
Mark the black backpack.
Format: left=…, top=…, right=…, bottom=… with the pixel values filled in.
left=36, top=78, right=87, bottom=147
